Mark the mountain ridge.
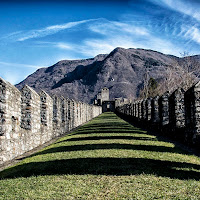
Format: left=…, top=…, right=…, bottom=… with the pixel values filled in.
left=16, top=47, right=200, bottom=103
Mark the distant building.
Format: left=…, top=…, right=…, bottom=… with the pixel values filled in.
left=101, top=87, right=109, bottom=102
left=97, top=92, right=102, bottom=105
left=102, top=101, right=115, bottom=112
left=95, top=88, right=109, bottom=105
left=94, top=87, right=131, bottom=112
left=94, top=87, right=115, bottom=112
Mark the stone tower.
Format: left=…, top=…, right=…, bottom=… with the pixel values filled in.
left=101, top=87, right=109, bottom=102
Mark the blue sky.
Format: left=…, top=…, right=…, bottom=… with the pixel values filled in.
left=0, top=0, right=200, bottom=84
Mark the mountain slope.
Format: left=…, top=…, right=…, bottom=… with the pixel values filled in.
left=16, top=47, right=200, bottom=103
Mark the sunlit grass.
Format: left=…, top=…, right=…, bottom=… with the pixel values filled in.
left=0, top=112, right=200, bottom=199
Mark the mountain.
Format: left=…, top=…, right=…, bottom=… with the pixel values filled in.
left=16, top=47, right=200, bottom=103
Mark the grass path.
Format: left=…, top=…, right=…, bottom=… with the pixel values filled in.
left=0, top=112, right=200, bottom=199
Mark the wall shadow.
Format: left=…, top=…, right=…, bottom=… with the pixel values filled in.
left=56, top=136, right=157, bottom=143
left=28, top=143, right=183, bottom=158
left=80, top=122, right=133, bottom=128
left=115, top=112, right=196, bottom=156
left=1, top=157, right=200, bottom=180
left=2, top=112, right=199, bottom=180
left=72, top=130, right=146, bottom=135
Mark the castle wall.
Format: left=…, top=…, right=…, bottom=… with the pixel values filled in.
left=40, top=90, right=53, bottom=144
left=116, top=81, right=200, bottom=149
left=138, top=101, right=142, bottom=119
left=141, top=100, right=146, bottom=120
left=158, top=91, right=169, bottom=127
left=0, top=78, right=102, bottom=165
left=151, top=96, right=160, bottom=123
left=184, top=82, right=200, bottom=145
left=169, top=88, right=185, bottom=128
left=67, top=98, right=72, bottom=131
left=0, top=78, right=21, bottom=163
left=146, top=98, right=152, bottom=121
left=52, top=95, right=61, bottom=137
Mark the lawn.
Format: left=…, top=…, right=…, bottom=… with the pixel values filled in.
left=0, top=112, right=200, bottom=199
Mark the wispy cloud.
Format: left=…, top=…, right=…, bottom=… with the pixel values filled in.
left=3, top=19, right=99, bottom=42
left=149, top=0, right=200, bottom=21
left=33, top=18, right=182, bottom=57
left=89, top=20, right=149, bottom=36
left=83, top=19, right=181, bottom=56
left=182, top=25, right=200, bottom=44
left=35, top=41, right=73, bottom=49
left=146, top=0, right=200, bottom=49
left=1, top=0, right=200, bottom=85
left=2, top=72, right=22, bottom=85
left=0, top=61, right=45, bottom=69
left=0, top=61, right=47, bottom=84
left=79, top=31, right=181, bottom=57
left=5, top=16, right=195, bottom=59
left=31, top=19, right=151, bottom=55
left=81, top=37, right=135, bottom=56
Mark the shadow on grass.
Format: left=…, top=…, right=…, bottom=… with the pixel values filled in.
left=71, top=130, right=147, bottom=135
left=79, top=122, right=135, bottom=129
left=25, top=143, right=183, bottom=158
left=1, top=157, right=200, bottom=180
left=56, top=136, right=157, bottom=143
left=1, top=112, right=199, bottom=180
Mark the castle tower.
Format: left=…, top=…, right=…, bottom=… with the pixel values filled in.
left=101, top=87, right=109, bottom=102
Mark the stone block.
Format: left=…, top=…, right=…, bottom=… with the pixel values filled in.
left=159, top=91, right=169, bottom=126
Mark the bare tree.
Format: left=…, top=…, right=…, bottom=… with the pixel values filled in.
left=139, top=69, right=159, bottom=99
left=158, top=52, right=199, bottom=94
left=140, top=69, right=149, bottom=99
left=138, top=52, right=199, bottom=100
left=178, top=52, right=199, bottom=90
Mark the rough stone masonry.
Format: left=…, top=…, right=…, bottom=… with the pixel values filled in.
left=0, top=77, right=102, bottom=165
left=116, top=81, right=200, bottom=149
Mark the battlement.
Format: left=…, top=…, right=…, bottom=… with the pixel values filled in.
left=0, top=78, right=102, bottom=165
left=116, top=81, right=200, bottom=148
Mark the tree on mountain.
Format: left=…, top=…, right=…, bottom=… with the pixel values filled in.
left=139, top=72, right=159, bottom=99
left=159, top=52, right=199, bottom=93
left=139, top=52, right=199, bottom=99
left=148, top=77, right=158, bottom=96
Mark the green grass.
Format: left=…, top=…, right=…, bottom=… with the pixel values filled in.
left=1, top=112, right=200, bottom=199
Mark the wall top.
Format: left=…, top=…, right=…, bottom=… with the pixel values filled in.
left=22, top=85, right=39, bottom=96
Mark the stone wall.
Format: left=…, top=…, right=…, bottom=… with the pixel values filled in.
left=146, top=98, right=152, bottom=121
left=0, top=77, right=102, bottom=165
left=169, top=88, right=185, bottom=129
left=151, top=96, right=160, bottom=123
left=116, top=81, right=200, bottom=150
left=184, top=82, right=200, bottom=146
left=158, top=91, right=170, bottom=127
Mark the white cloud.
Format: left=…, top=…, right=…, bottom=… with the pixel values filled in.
left=182, top=26, right=200, bottom=44
left=112, top=21, right=149, bottom=36
left=81, top=18, right=182, bottom=56
left=146, top=0, right=200, bottom=48
left=0, top=61, right=47, bottom=84
left=2, top=72, right=21, bottom=85
left=35, top=41, right=73, bottom=50
left=81, top=39, right=121, bottom=56
left=0, top=61, right=45, bottom=69
left=3, top=19, right=98, bottom=42
left=21, top=17, right=184, bottom=57
left=149, top=0, right=200, bottom=21
left=79, top=34, right=181, bottom=57
left=57, top=43, right=72, bottom=49
left=88, top=20, right=149, bottom=36
left=34, top=20, right=144, bottom=55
